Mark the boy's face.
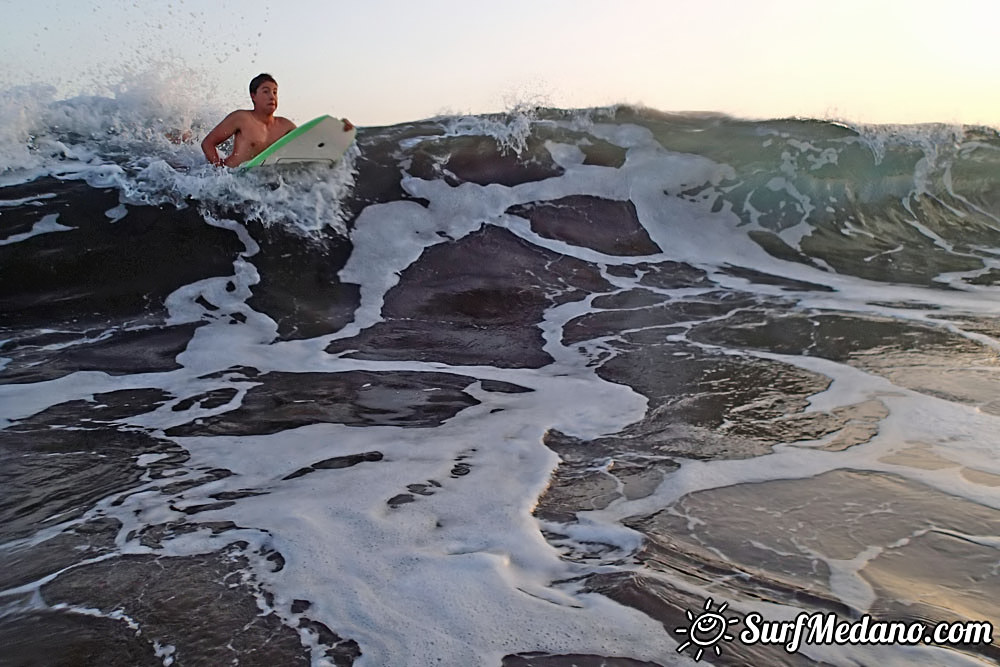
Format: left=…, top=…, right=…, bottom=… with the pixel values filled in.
left=251, top=82, right=278, bottom=113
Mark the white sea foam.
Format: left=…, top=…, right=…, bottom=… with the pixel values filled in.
left=2, top=106, right=999, bottom=666
left=435, top=102, right=541, bottom=156
left=0, top=213, right=74, bottom=246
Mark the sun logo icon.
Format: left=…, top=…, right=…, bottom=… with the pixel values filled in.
left=675, top=597, right=740, bottom=661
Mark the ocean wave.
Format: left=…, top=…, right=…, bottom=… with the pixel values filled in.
left=3, top=74, right=1000, bottom=667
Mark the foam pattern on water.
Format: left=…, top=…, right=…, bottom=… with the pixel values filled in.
left=3, top=100, right=1000, bottom=665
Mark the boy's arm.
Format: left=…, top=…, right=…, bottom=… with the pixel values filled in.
left=201, top=112, right=242, bottom=166
left=276, top=116, right=297, bottom=137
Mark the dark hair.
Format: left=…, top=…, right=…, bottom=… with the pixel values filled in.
left=249, top=73, right=277, bottom=95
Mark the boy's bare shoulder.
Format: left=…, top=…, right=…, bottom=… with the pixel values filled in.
left=228, top=109, right=255, bottom=123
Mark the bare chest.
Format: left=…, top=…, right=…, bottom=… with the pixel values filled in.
left=236, top=124, right=285, bottom=154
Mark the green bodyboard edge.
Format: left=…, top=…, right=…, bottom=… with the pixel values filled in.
left=240, top=115, right=331, bottom=169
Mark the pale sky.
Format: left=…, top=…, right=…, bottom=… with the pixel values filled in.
left=2, top=0, right=1000, bottom=128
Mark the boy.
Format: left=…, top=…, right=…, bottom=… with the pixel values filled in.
left=201, top=73, right=353, bottom=167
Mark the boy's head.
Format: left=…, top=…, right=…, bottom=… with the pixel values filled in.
left=249, top=73, right=277, bottom=95
left=249, top=73, right=279, bottom=113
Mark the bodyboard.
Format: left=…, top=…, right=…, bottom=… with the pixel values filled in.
left=241, top=115, right=355, bottom=168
